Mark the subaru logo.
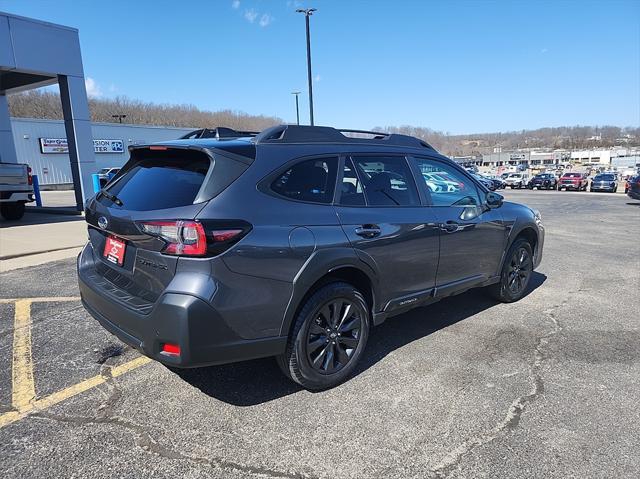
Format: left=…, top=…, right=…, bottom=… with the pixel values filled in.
left=97, top=216, right=108, bottom=230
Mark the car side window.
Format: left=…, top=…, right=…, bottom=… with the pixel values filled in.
left=411, top=157, right=481, bottom=207
left=270, top=157, right=338, bottom=204
left=339, top=157, right=366, bottom=206
left=350, top=156, right=419, bottom=206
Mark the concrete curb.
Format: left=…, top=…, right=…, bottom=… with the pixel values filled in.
left=0, top=246, right=83, bottom=272
left=0, top=245, right=85, bottom=261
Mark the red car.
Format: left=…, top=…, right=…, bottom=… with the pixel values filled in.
left=559, top=172, right=588, bottom=191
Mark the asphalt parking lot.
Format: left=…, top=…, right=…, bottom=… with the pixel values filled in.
left=1, top=190, right=639, bottom=478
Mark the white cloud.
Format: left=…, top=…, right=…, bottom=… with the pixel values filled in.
left=244, top=8, right=258, bottom=23
left=287, top=0, right=303, bottom=7
left=540, top=48, right=548, bottom=54
left=84, top=77, right=102, bottom=98
left=231, top=0, right=240, bottom=9
left=259, top=13, right=273, bottom=27
left=314, top=74, right=321, bottom=82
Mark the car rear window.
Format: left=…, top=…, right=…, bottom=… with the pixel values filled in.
left=98, top=149, right=214, bottom=211
left=564, top=173, right=581, bottom=177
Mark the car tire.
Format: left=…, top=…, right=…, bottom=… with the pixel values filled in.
left=0, top=202, right=26, bottom=220
left=277, top=282, right=370, bottom=391
left=486, top=238, right=534, bottom=303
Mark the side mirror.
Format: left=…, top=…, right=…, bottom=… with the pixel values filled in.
left=486, top=191, right=503, bottom=208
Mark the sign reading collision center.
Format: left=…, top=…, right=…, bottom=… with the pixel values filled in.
left=39, top=138, right=125, bottom=154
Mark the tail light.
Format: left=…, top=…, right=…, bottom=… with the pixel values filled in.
left=138, top=220, right=250, bottom=256
left=139, top=220, right=207, bottom=256
left=27, top=166, right=33, bottom=186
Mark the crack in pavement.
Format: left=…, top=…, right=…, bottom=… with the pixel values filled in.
left=28, top=362, right=317, bottom=479
left=429, top=291, right=571, bottom=478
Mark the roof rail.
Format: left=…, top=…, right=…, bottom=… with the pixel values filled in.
left=254, top=125, right=435, bottom=150
left=179, top=127, right=259, bottom=140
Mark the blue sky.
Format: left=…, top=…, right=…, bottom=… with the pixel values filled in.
left=1, top=0, right=639, bottom=133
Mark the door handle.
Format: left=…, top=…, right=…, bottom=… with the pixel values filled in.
left=355, top=224, right=381, bottom=238
left=439, top=221, right=473, bottom=233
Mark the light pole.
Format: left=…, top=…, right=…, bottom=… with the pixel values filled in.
left=291, top=91, right=301, bottom=125
left=296, top=8, right=316, bottom=126
left=112, top=114, right=126, bottom=124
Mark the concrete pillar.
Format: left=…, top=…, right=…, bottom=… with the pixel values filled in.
left=0, top=93, right=18, bottom=164
left=58, top=74, right=95, bottom=211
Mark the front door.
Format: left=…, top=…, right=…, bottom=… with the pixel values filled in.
left=410, top=156, right=507, bottom=289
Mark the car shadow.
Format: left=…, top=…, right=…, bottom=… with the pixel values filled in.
left=625, top=202, right=640, bottom=206
left=173, top=272, right=547, bottom=406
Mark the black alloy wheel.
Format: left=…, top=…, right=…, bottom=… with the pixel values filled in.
left=505, top=245, right=532, bottom=296
left=486, top=238, right=533, bottom=303
left=278, top=282, right=370, bottom=390
left=305, top=299, right=362, bottom=374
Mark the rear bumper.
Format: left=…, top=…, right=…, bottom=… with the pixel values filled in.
left=0, top=191, right=34, bottom=203
left=77, top=247, right=287, bottom=368
left=560, top=183, right=582, bottom=189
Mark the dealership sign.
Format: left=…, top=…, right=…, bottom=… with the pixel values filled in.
left=39, top=138, right=125, bottom=154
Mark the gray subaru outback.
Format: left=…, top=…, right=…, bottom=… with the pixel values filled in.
left=78, top=125, right=544, bottom=390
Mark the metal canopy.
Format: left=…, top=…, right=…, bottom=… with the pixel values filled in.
left=0, top=11, right=96, bottom=211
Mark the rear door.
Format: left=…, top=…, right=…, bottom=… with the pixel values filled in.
left=335, top=155, right=440, bottom=311
left=410, top=156, right=507, bottom=291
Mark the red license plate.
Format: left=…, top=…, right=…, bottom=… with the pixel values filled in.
left=103, top=235, right=126, bottom=266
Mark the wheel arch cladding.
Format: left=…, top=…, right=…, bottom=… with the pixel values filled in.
left=279, top=252, right=378, bottom=338
left=514, top=226, right=538, bottom=252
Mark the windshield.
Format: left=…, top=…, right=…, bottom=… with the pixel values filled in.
left=596, top=175, right=615, bottom=181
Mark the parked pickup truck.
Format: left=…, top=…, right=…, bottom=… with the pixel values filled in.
left=0, top=163, right=34, bottom=220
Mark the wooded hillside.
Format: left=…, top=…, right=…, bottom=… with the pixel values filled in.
left=8, top=90, right=638, bottom=156
left=8, top=90, right=282, bottom=132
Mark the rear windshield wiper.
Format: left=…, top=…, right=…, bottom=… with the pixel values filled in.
left=98, top=189, right=123, bottom=207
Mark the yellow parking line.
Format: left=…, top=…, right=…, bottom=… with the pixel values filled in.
left=12, top=299, right=35, bottom=411
left=0, top=357, right=151, bottom=429
left=0, top=296, right=151, bottom=430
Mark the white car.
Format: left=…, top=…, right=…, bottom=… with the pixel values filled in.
left=504, top=173, right=528, bottom=189
left=422, top=173, right=459, bottom=192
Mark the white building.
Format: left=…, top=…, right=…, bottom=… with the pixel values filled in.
left=570, top=148, right=640, bottom=167
left=570, top=149, right=612, bottom=165
left=10, top=118, right=194, bottom=186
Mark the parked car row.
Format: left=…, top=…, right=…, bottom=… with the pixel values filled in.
left=495, top=171, right=626, bottom=193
